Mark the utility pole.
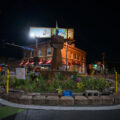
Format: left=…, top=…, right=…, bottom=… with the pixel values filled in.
left=66, top=29, right=69, bottom=71
left=66, top=38, right=68, bottom=71
left=102, top=52, right=106, bottom=73
left=102, top=52, right=105, bottom=66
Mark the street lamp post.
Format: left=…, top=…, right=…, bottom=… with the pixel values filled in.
left=30, top=33, right=39, bottom=66
left=30, top=33, right=38, bottom=57
left=35, top=37, right=38, bottom=57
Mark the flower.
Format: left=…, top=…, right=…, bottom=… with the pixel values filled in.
left=75, top=78, right=81, bottom=83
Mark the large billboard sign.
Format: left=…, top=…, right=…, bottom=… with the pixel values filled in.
left=52, top=28, right=67, bottom=39
left=68, top=29, right=74, bottom=40
left=30, top=27, right=51, bottom=38
left=30, top=27, right=74, bottom=39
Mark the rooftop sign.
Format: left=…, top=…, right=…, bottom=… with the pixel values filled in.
left=30, top=27, right=74, bottom=39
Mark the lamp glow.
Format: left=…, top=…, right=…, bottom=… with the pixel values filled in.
left=30, top=32, right=35, bottom=38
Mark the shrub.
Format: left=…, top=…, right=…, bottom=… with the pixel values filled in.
left=0, top=75, right=6, bottom=88
left=62, top=79, right=75, bottom=89
left=77, top=82, right=85, bottom=92
left=47, top=83, right=55, bottom=92
left=75, top=77, right=82, bottom=83
left=37, top=73, right=47, bottom=91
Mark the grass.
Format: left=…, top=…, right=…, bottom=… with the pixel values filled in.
left=0, top=106, right=24, bottom=119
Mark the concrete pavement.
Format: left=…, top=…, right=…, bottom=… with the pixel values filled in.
left=1, top=98, right=120, bottom=111
left=2, top=109, right=120, bottom=120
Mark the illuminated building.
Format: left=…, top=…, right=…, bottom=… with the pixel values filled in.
left=21, top=40, right=86, bottom=73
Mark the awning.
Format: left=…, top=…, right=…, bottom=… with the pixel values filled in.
left=29, top=58, right=34, bottom=65
left=30, top=62, right=34, bottom=65
left=72, top=60, right=81, bottom=65
left=45, top=59, right=52, bottom=64
left=19, top=60, right=25, bottom=66
left=19, top=61, right=24, bottom=66
left=39, top=58, right=43, bottom=65
left=25, top=60, right=29, bottom=65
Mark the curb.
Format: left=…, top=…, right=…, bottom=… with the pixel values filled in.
left=1, top=98, right=120, bottom=111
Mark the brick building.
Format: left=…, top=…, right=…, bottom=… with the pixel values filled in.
left=21, top=40, right=86, bottom=73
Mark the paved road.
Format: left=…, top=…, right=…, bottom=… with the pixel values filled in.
left=2, top=109, right=120, bottom=120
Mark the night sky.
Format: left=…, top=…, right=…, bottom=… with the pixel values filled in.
left=0, top=0, right=120, bottom=69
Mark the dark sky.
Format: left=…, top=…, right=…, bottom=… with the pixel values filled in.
left=0, top=0, right=120, bottom=65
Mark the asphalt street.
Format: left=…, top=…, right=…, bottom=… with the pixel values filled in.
left=2, top=109, right=120, bottom=120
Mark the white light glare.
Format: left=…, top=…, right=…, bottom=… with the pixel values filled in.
left=29, top=32, right=35, bottom=38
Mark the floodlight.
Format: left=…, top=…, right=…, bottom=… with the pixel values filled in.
left=30, top=32, right=35, bottom=38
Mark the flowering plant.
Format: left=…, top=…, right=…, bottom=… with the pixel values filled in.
left=56, top=86, right=63, bottom=93
left=75, top=78, right=82, bottom=83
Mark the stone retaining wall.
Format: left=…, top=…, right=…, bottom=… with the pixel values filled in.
left=1, top=92, right=120, bottom=106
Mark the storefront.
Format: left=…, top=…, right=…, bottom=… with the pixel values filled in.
left=20, top=40, right=86, bottom=73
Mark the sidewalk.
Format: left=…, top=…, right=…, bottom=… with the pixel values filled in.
left=1, top=98, right=120, bottom=111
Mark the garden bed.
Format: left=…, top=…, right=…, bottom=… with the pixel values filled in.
left=0, top=91, right=120, bottom=106
left=0, top=71, right=116, bottom=106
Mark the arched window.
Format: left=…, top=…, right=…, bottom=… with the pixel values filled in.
left=38, top=50, right=42, bottom=56
left=47, top=48, right=51, bottom=56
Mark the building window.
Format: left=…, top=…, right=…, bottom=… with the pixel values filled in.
left=38, top=50, right=42, bottom=56
left=24, top=53, right=27, bottom=58
left=79, top=56, right=81, bottom=61
left=76, top=54, right=77, bottom=59
left=30, top=51, right=33, bottom=57
left=74, top=54, right=76, bottom=59
left=47, top=48, right=51, bottom=56
left=71, top=53, right=73, bottom=59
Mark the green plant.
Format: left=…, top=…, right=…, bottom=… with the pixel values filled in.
left=72, top=68, right=77, bottom=79
left=77, top=82, right=85, bottom=91
left=96, top=78, right=106, bottom=91
left=37, top=73, right=46, bottom=91
left=56, top=86, right=63, bottom=93
left=47, top=83, right=55, bottom=92
left=22, top=84, right=33, bottom=92
left=54, top=72, right=63, bottom=88
left=9, top=76, right=17, bottom=88
left=62, top=79, right=75, bottom=89
left=0, top=75, right=6, bottom=88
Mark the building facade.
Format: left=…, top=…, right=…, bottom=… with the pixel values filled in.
left=21, top=40, right=86, bottom=73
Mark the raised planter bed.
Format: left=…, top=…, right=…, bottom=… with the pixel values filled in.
left=32, top=95, right=45, bottom=105
left=19, top=95, right=32, bottom=104
left=101, top=96, right=114, bottom=105
left=75, top=96, right=88, bottom=105
left=46, top=96, right=59, bottom=105
left=0, top=91, right=119, bottom=106
left=113, top=95, right=120, bottom=104
left=88, top=96, right=102, bottom=105
left=59, top=96, right=74, bottom=106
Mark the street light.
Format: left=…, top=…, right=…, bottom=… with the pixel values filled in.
left=29, top=32, right=38, bottom=57
left=29, top=32, right=39, bottom=67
